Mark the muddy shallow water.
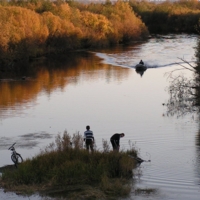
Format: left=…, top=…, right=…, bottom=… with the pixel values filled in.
left=0, top=34, right=200, bottom=199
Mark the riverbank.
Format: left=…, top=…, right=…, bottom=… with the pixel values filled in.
left=0, top=131, right=138, bottom=199
left=130, top=0, right=200, bottom=34
left=0, top=1, right=149, bottom=68
left=1, top=0, right=199, bottom=70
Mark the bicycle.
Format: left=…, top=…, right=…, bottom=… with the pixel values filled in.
left=8, top=143, right=23, bottom=168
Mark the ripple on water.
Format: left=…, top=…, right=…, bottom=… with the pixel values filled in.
left=1, top=34, right=200, bottom=200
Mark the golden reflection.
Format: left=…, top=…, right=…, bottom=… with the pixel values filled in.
left=0, top=52, right=130, bottom=110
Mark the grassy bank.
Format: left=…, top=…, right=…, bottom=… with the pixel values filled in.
left=0, top=0, right=148, bottom=67
left=0, top=131, right=138, bottom=199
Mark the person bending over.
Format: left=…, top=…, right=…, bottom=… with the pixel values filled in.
left=84, top=125, right=95, bottom=152
left=110, top=133, right=125, bottom=152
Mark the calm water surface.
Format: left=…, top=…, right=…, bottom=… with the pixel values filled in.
left=0, top=34, right=199, bottom=200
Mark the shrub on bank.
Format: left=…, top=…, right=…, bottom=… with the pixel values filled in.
left=0, top=131, right=137, bottom=199
left=0, top=1, right=149, bottom=67
left=129, top=0, right=200, bottom=33
left=73, top=1, right=148, bottom=43
left=0, top=5, right=48, bottom=64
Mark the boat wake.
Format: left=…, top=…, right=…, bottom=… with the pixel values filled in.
left=94, top=52, right=196, bottom=70
left=140, top=60, right=196, bottom=69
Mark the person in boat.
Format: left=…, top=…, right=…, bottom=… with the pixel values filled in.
left=110, top=133, right=125, bottom=152
left=139, top=60, right=144, bottom=65
left=84, top=125, right=95, bottom=152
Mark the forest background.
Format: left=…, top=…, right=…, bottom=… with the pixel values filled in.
left=0, top=0, right=200, bottom=67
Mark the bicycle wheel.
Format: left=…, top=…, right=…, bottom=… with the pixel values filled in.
left=16, top=153, right=23, bottom=164
left=11, top=154, right=17, bottom=164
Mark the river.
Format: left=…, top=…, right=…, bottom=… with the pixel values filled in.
left=0, top=34, right=199, bottom=200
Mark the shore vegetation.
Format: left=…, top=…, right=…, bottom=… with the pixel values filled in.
left=130, top=0, right=200, bottom=33
left=0, top=131, right=138, bottom=199
left=0, top=0, right=148, bottom=67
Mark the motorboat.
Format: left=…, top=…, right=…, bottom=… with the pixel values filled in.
left=135, top=63, right=147, bottom=71
left=135, top=62, right=147, bottom=77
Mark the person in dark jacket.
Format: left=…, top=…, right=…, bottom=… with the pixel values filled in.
left=139, top=60, right=144, bottom=65
left=84, top=125, right=95, bottom=152
left=110, top=133, right=125, bottom=152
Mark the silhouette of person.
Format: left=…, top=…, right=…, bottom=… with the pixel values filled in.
left=139, top=60, right=144, bottom=65
left=110, top=133, right=125, bottom=152
left=84, top=125, right=95, bottom=152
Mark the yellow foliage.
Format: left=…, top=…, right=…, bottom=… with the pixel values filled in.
left=53, top=3, right=72, bottom=20
left=0, top=1, right=148, bottom=62
left=0, top=5, right=48, bottom=47
left=81, top=11, right=112, bottom=39
left=42, top=11, right=82, bottom=38
left=101, top=1, right=148, bottom=42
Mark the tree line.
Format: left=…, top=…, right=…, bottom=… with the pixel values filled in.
left=1, top=0, right=200, bottom=67
left=130, top=0, right=200, bottom=33
left=0, top=0, right=149, bottom=67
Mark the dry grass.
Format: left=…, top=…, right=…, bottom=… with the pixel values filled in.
left=0, top=131, right=138, bottom=199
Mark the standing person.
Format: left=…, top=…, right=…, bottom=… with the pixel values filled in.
left=110, top=133, right=125, bottom=152
left=84, top=125, right=95, bottom=152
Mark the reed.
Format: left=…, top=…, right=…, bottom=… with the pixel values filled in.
left=0, top=131, right=137, bottom=199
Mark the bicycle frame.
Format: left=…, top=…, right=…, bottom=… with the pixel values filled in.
left=8, top=143, right=23, bottom=168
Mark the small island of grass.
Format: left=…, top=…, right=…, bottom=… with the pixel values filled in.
left=0, top=131, right=138, bottom=199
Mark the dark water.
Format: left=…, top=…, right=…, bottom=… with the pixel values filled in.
left=0, top=34, right=199, bottom=199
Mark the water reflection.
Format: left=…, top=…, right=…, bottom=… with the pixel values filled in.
left=0, top=34, right=199, bottom=200
left=0, top=52, right=131, bottom=118
left=135, top=67, right=147, bottom=77
left=0, top=132, right=53, bottom=150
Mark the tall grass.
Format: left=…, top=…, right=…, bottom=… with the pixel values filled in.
left=0, top=131, right=137, bottom=199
